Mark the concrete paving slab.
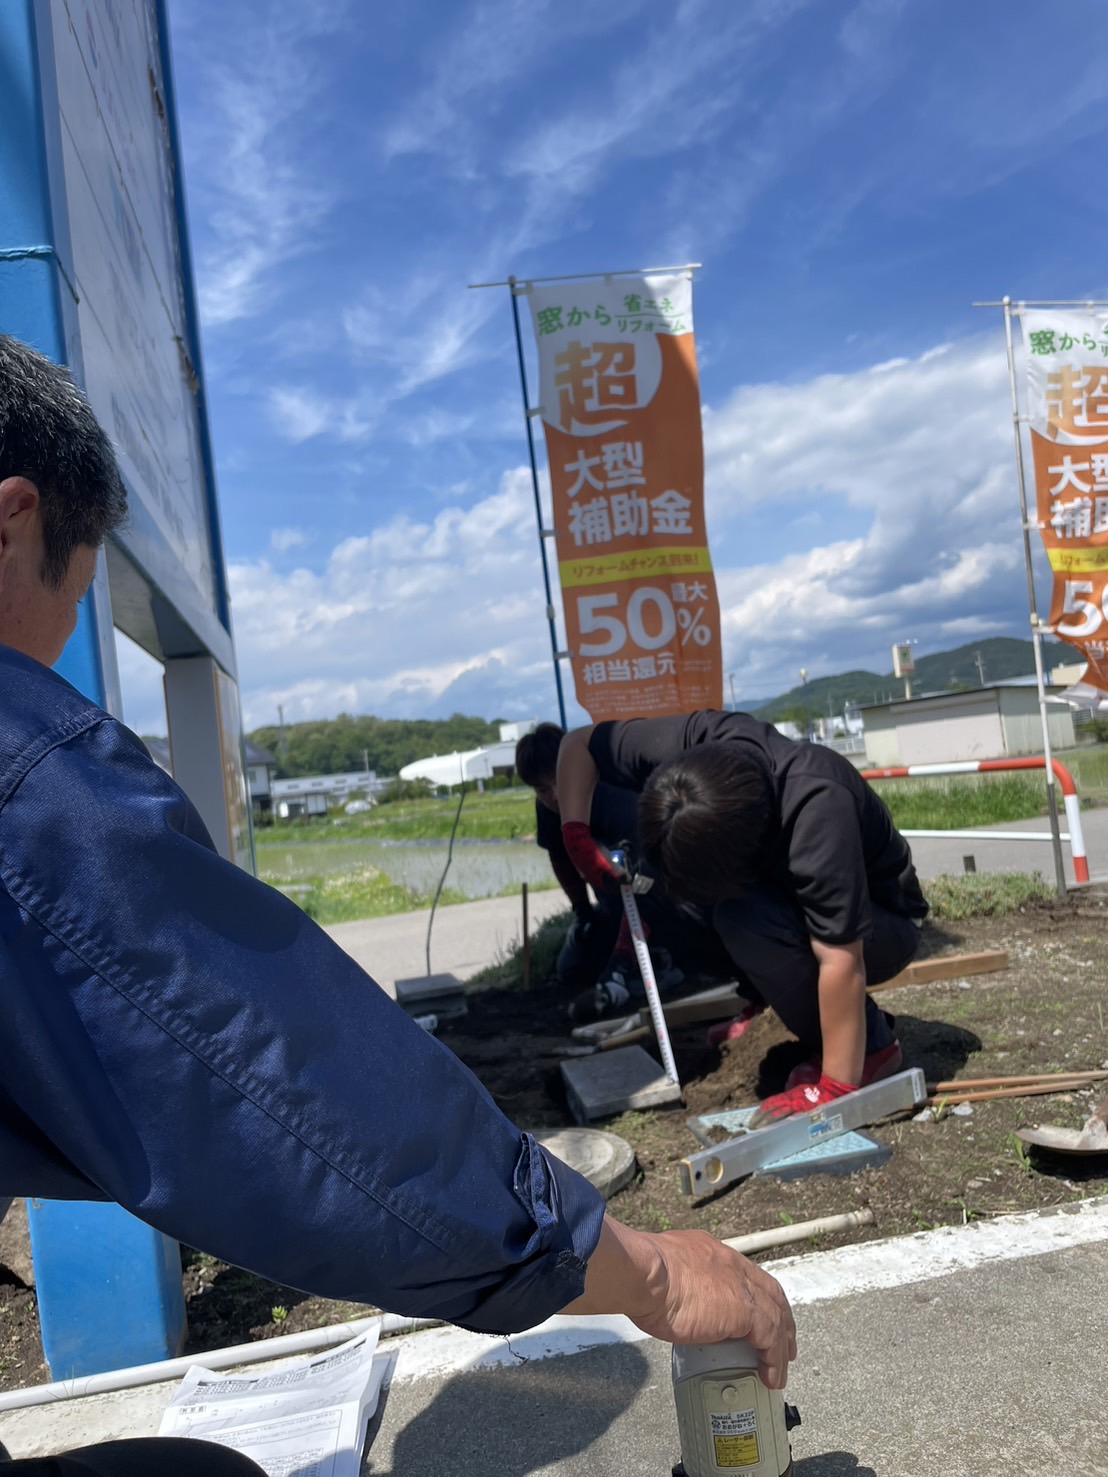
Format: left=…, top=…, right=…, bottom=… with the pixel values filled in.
left=395, top=973, right=465, bottom=1004
left=561, top=1045, right=683, bottom=1122
left=5, top=1201, right=1108, bottom=1472
left=395, top=972, right=468, bottom=1020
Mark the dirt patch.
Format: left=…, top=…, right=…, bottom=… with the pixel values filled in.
left=3, top=893, right=1108, bottom=1390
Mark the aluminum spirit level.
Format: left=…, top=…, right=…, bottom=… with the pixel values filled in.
left=678, top=1069, right=926, bottom=1196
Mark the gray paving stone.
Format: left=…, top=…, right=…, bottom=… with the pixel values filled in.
left=560, top=1045, right=682, bottom=1123
left=394, top=971, right=465, bottom=1002
left=394, top=972, right=468, bottom=1018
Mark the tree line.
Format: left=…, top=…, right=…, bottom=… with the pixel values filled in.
left=248, top=713, right=505, bottom=780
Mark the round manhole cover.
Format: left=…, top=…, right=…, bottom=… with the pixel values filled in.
left=536, top=1127, right=637, bottom=1199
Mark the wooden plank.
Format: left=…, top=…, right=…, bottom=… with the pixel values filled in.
left=870, top=949, right=1008, bottom=992
left=580, top=986, right=741, bottom=1045
left=586, top=988, right=742, bottom=1051
left=662, top=986, right=742, bottom=1027
left=600, top=1025, right=651, bottom=1051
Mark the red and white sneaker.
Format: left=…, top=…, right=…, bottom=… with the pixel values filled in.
left=707, top=999, right=766, bottom=1048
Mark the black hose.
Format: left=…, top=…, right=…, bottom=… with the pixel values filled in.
left=425, top=780, right=468, bottom=976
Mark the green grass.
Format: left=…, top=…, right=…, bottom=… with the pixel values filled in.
left=256, top=788, right=538, bottom=846
left=872, top=773, right=1050, bottom=829
left=1058, top=746, right=1108, bottom=806
left=871, top=747, right=1108, bottom=828
left=467, top=910, right=571, bottom=991
left=268, top=866, right=469, bottom=925
left=267, top=864, right=558, bottom=927
left=923, top=870, right=1055, bottom=919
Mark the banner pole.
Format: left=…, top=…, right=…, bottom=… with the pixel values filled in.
left=1002, top=297, right=1067, bottom=897
left=508, top=276, right=568, bottom=730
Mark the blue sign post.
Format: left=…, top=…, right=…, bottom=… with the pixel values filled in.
left=1, top=0, right=244, bottom=1375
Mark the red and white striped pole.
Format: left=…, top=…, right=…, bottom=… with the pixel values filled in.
left=862, top=757, right=1089, bottom=886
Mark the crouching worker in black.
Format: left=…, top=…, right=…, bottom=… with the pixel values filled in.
left=515, top=723, right=727, bottom=1019
left=556, top=713, right=929, bottom=1124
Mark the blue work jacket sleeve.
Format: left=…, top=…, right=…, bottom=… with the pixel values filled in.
left=0, top=714, right=606, bottom=1335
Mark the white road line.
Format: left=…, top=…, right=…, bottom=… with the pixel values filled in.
left=390, top=1198, right=1108, bottom=1383
left=769, top=1197, right=1108, bottom=1305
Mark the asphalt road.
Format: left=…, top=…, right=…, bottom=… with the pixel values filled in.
left=903, top=803, right=1108, bottom=889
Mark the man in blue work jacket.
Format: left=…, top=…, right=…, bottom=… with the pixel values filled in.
left=0, top=336, right=794, bottom=1473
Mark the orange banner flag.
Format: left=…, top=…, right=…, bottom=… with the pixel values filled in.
left=527, top=272, right=722, bottom=720
left=1023, top=310, right=1108, bottom=703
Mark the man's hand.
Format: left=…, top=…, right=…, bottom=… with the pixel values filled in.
left=562, top=821, right=622, bottom=891
left=562, top=1217, right=797, bottom=1390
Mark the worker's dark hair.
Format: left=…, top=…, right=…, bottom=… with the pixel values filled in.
left=515, top=722, right=565, bottom=786
left=0, top=334, right=127, bottom=588
left=638, top=744, right=775, bottom=905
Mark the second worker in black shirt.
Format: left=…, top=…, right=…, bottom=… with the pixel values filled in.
left=556, top=711, right=929, bottom=1123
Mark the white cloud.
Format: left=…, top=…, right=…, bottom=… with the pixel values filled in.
left=502, top=0, right=808, bottom=235
left=113, top=630, right=167, bottom=736
left=173, top=3, right=346, bottom=327
left=702, top=334, right=1036, bottom=693
left=270, top=527, right=309, bottom=553
left=382, top=0, right=653, bottom=164
left=266, top=386, right=377, bottom=444
left=220, top=332, right=1046, bottom=726
left=342, top=281, right=500, bottom=396
left=226, top=468, right=574, bottom=726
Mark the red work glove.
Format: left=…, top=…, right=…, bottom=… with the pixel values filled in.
left=561, top=821, right=621, bottom=891
left=748, top=1073, right=855, bottom=1129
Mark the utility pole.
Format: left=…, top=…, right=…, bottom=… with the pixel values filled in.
left=974, top=649, right=987, bottom=687
left=277, top=704, right=288, bottom=760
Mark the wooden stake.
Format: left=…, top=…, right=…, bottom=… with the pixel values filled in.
left=926, top=1080, right=1098, bottom=1105
left=871, top=949, right=1009, bottom=992
left=928, top=1069, right=1108, bottom=1093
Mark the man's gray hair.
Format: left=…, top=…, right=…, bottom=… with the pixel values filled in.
left=0, top=334, right=127, bottom=588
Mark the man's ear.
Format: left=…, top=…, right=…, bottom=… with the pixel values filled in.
left=0, top=477, right=40, bottom=538
left=0, top=477, right=41, bottom=588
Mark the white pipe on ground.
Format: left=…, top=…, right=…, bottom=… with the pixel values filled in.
left=722, top=1207, right=875, bottom=1255
left=0, top=1312, right=440, bottom=1412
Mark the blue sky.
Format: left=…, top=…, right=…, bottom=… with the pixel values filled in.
left=115, top=0, right=1108, bottom=733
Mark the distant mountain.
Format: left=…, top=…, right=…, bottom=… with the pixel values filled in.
left=750, top=637, right=1071, bottom=723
